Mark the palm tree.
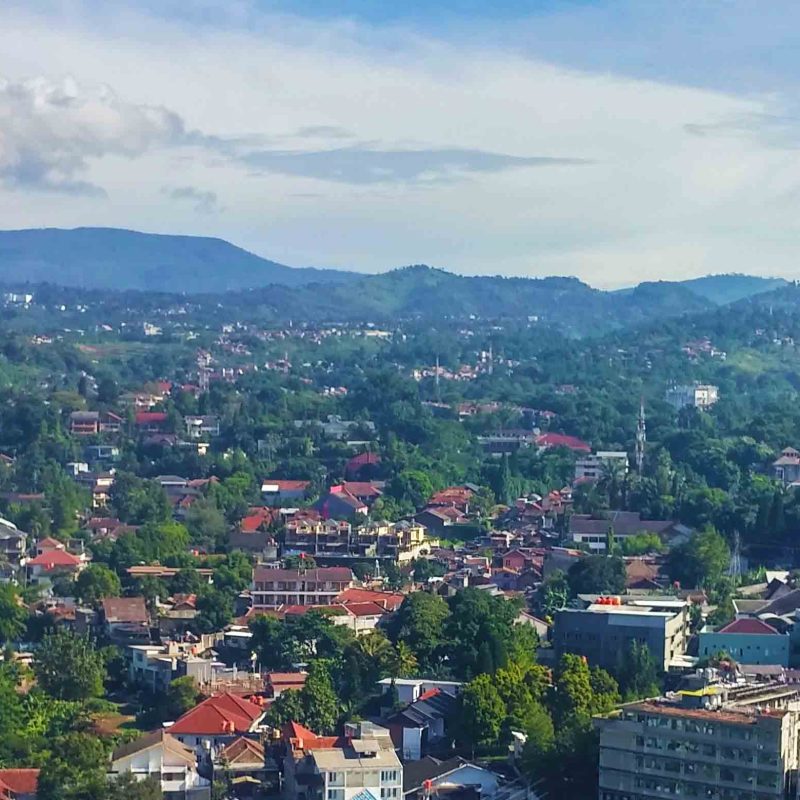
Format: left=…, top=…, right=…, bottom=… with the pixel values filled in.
left=358, top=631, right=393, bottom=662
left=598, top=459, right=627, bottom=509
left=389, top=641, right=418, bottom=679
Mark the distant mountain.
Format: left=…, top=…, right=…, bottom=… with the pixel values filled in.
left=233, top=266, right=714, bottom=335
left=676, top=274, right=788, bottom=305
left=0, top=227, right=358, bottom=291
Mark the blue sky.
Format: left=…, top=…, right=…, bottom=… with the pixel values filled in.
left=2, top=0, right=800, bottom=285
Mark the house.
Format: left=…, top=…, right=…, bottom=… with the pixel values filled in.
left=101, top=597, right=151, bottom=644
left=109, top=730, right=210, bottom=799
left=83, top=444, right=121, bottom=464
left=135, top=411, right=170, bottom=434
left=214, top=738, right=267, bottom=796
left=335, top=587, right=405, bottom=611
left=26, top=547, right=87, bottom=584
left=345, top=451, right=382, bottom=481
left=340, top=482, right=383, bottom=507
left=377, top=679, right=463, bottom=706
left=0, top=518, right=27, bottom=567
left=315, top=486, right=368, bottom=520
left=265, top=671, right=308, bottom=698
left=283, top=519, right=353, bottom=556
left=773, top=447, right=800, bottom=487
left=402, top=757, right=500, bottom=800
left=535, top=432, right=591, bottom=453
left=168, top=693, right=266, bottom=753
left=568, top=511, right=685, bottom=553
left=260, top=480, right=311, bottom=505
left=184, top=415, right=220, bottom=440
left=698, top=617, right=791, bottom=666
left=69, top=410, right=101, bottom=436
left=386, top=687, right=459, bottom=761
left=477, top=429, right=538, bottom=456
left=427, top=486, right=474, bottom=514
left=282, top=720, right=401, bottom=800
left=251, top=566, right=354, bottom=610
left=0, top=769, right=40, bottom=800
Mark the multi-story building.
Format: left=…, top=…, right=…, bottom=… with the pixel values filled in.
left=284, top=519, right=353, bottom=556
left=183, top=415, right=220, bottom=440
left=251, top=566, right=354, bottom=610
left=597, top=681, right=800, bottom=800
left=283, top=720, right=402, bottom=800
left=574, top=451, right=629, bottom=482
left=554, top=596, right=689, bottom=671
left=665, top=383, right=719, bottom=411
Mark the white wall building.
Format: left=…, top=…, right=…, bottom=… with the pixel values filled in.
left=665, top=383, right=719, bottom=411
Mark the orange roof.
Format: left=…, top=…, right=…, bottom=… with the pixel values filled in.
left=341, top=602, right=389, bottom=617
left=335, top=587, right=405, bottom=610
left=282, top=721, right=346, bottom=752
left=36, top=537, right=64, bottom=550
left=0, top=769, right=39, bottom=796
left=27, top=550, right=82, bottom=568
left=169, top=693, right=264, bottom=735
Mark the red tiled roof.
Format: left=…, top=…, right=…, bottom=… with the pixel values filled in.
left=36, top=536, right=64, bottom=550
left=346, top=452, right=381, bottom=468
left=535, top=433, right=591, bottom=452
left=27, top=550, right=82, bottom=568
left=266, top=672, right=308, bottom=686
left=169, top=693, right=264, bottom=735
left=241, top=515, right=268, bottom=533
left=262, top=480, right=311, bottom=491
left=102, top=597, right=148, bottom=624
left=135, top=411, right=168, bottom=425
left=342, top=482, right=383, bottom=497
left=0, top=769, right=39, bottom=796
left=718, top=618, right=780, bottom=635
left=282, top=721, right=346, bottom=751
left=334, top=587, right=405, bottom=610
left=341, top=601, right=387, bottom=617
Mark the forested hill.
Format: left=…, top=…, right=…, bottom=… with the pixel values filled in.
left=0, top=227, right=787, bottom=334
left=0, top=227, right=358, bottom=291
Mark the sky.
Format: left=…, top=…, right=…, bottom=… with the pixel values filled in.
left=2, top=1, right=800, bottom=287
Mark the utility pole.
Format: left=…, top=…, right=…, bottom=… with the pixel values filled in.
left=635, top=397, right=646, bottom=476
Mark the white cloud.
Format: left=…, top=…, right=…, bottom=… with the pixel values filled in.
left=0, top=3, right=799, bottom=285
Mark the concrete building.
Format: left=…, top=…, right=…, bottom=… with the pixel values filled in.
left=283, top=720, right=402, bottom=800
left=597, top=681, right=800, bottom=800
left=251, top=566, right=354, bottom=610
left=772, top=448, right=800, bottom=487
left=698, top=617, right=791, bottom=667
left=574, top=451, right=629, bottom=482
left=554, top=597, right=689, bottom=671
left=665, top=383, right=719, bottom=411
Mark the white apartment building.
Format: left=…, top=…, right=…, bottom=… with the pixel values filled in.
left=574, top=451, right=629, bottom=482
left=665, top=383, right=719, bottom=411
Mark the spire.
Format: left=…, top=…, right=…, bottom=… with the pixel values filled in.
left=635, top=397, right=646, bottom=475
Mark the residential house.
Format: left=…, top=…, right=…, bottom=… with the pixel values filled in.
left=340, top=482, right=383, bottom=507
left=344, top=451, right=382, bottom=481
left=265, top=672, right=308, bottom=698
left=282, top=720, right=402, bottom=800
left=69, top=410, right=101, bottom=436
left=229, top=508, right=278, bottom=556
left=402, top=757, right=500, bottom=800
left=773, top=447, right=800, bottom=487
left=535, top=432, right=591, bottom=453
left=214, top=738, right=267, bottom=796
left=698, top=617, right=791, bottom=666
left=109, top=730, right=210, bottom=799
left=184, top=415, right=220, bottom=440
left=386, top=687, right=459, bottom=761
left=377, top=679, right=464, bottom=706
left=554, top=596, right=690, bottom=671
left=26, top=545, right=87, bottom=585
left=261, top=480, right=311, bottom=505
left=168, top=693, right=266, bottom=754
left=251, top=566, right=354, bottom=610
left=0, top=518, right=27, bottom=568
left=135, top=411, right=170, bottom=434
left=101, top=597, right=151, bottom=644
left=0, top=769, right=40, bottom=800
left=314, top=486, right=368, bottom=520
left=568, top=511, right=686, bottom=553
left=83, top=444, right=121, bottom=464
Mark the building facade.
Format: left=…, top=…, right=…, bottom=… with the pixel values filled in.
left=251, top=566, right=354, bottom=610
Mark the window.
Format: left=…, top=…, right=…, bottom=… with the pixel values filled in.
left=328, top=790, right=344, bottom=800
left=381, top=790, right=399, bottom=799
left=381, top=771, right=399, bottom=784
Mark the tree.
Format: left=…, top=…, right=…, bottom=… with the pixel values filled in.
left=165, top=676, right=200, bottom=720
left=33, top=630, right=106, bottom=701
left=300, top=661, right=340, bottom=734
left=387, top=470, right=434, bottom=510
left=73, top=564, right=121, bottom=605
left=265, top=688, right=305, bottom=728
left=667, top=527, right=730, bottom=588
left=386, top=592, right=449, bottom=672
left=170, top=568, right=205, bottom=596
left=388, top=641, right=418, bottom=678
left=194, top=587, right=233, bottom=633
left=567, top=555, right=626, bottom=597
left=459, top=674, right=506, bottom=752
left=0, top=584, right=27, bottom=646
left=620, top=532, right=665, bottom=556
left=538, top=570, right=569, bottom=619
left=283, top=553, right=318, bottom=571
left=185, top=501, right=227, bottom=551
left=616, top=641, right=660, bottom=700
left=37, top=732, right=108, bottom=800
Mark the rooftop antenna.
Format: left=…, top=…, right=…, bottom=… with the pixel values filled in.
left=635, top=396, right=646, bottom=476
